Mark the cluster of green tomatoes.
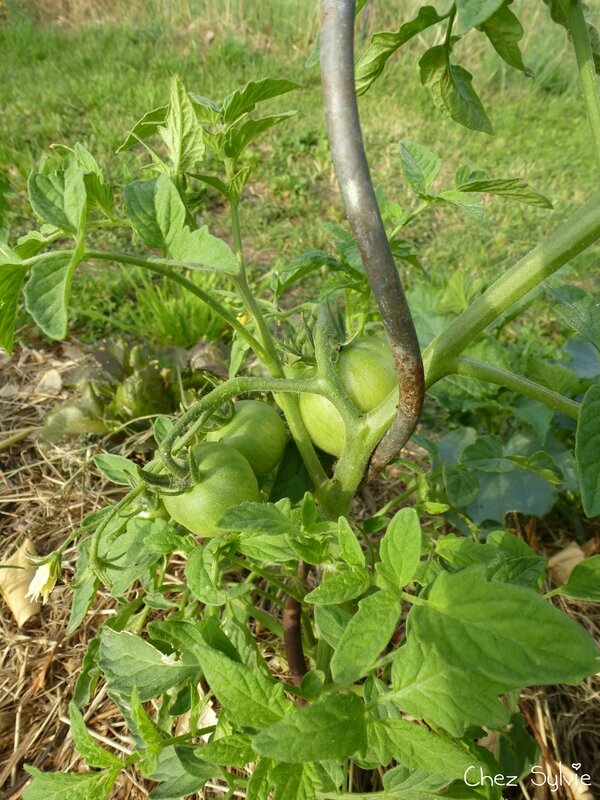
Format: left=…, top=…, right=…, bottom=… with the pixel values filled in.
left=161, top=337, right=396, bottom=535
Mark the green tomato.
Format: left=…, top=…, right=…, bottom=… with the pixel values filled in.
left=163, top=442, right=259, bottom=536
left=206, top=400, right=287, bottom=476
left=299, top=336, right=397, bottom=457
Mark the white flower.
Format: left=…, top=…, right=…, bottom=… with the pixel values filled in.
left=26, top=561, right=57, bottom=604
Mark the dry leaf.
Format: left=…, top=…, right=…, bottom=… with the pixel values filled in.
left=33, top=368, right=63, bottom=396
left=0, top=539, right=40, bottom=626
left=548, top=543, right=585, bottom=586
left=0, top=382, right=19, bottom=399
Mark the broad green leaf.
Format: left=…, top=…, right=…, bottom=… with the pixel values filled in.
left=0, top=261, right=27, bottom=354
left=154, top=171, right=186, bottom=249
left=479, top=4, right=528, bottom=73
left=556, top=555, right=600, bottom=602
left=252, top=693, right=366, bottom=763
left=398, top=140, right=441, bottom=196
left=159, top=76, right=205, bottom=175
left=23, top=767, right=117, bottom=800
left=67, top=538, right=99, bottom=635
left=225, top=112, right=295, bottom=159
left=124, top=179, right=164, bottom=249
left=437, top=190, right=484, bottom=219
left=443, top=464, right=479, bottom=506
left=27, top=158, right=86, bottom=234
left=218, top=502, right=296, bottom=535
left=246, top=758, right=272, bottom=800
left=466, top=468, right=556, bottom=524
left=576, top=384, right=600, bottom=517
left=69, top=143, right=114, bottom=218
left=512, top=396, right=554, bottom=442
left=93, top=453, right=137, bottom=485
left=355, top=6, right=444, bottom=96
left=366, top=716, right=481, bottom=779
left=456, top=0, right=505, bottom=31
left=456, top=175, right=552, bottom=209
left=148, top=746, right=217, bottom=800
left=337, top=516, right=365, bottom=566
left=270, top=763, right=320, bottom=800
left=100, top=518, right=162, bottom=597
left=98, top=629, right=199, bottom=700
left=193, top=640, right=291, bottom=729
left=419, top=46, right=493, bottom=134
left=305, top=565, right=371, bottom=604
left=185, top=540, right=226, bottom=606
left=68, top=702, right=120, bottom=769
left=313, top=604, right=352, bottom=648
left=390, top=637, right=509, bottom=736
left=117, top=105, right=168, bottom=153
left=222, top=78, right=299, bottom=124
left=197, top=734, right=254, bottom=767
left=546, top=280, right=600, bottom=348
left=383, top=766, right=449, bottom=794
left=411, top=568, right=599, bottom=688
left=331, top=591, right=400, bottom=684
left=130, top=686, right=166, bottom=775
left=23, top=250, right=79, bottom=340
left=461, top=435, right=514, bottom=473
left=148, top=618, right=239, bottom=665
left=168, top=224, right=239, bottom=273
left=376, top=507, right=422, bottom=595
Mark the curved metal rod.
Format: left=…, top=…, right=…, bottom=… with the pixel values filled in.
left=320, top=0, right=424, bottom=480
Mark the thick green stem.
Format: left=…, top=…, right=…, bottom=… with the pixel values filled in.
left=84, top=249, right=267, bottom=361
left=561, top=0, right=600, bottom=174
left=456, top=357, right=580, bottom=420
left=422, top=191, right=600, bottom=385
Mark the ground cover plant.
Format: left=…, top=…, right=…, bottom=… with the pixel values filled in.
left=1, top=0, right=600, bottom=798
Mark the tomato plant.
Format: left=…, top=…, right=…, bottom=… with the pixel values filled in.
left=2, top=1, right=600, bottom=798
left=162, top=442, right=260, bottom=535
left=206, top=399, right=288, bottom=475
left=299, top=336, right=396, bottom=455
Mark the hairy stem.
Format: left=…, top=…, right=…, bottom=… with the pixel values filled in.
left=456, top=357, right=580, bottom=420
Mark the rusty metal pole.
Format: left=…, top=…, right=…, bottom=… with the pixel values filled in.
left=320, top=0, right=424, bottom=480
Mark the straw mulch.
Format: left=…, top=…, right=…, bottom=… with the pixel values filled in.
left=0, top=345, right=598, bottom=800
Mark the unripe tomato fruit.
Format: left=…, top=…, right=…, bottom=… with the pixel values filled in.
left=206, top=400, right=287, bottom=476
left=163, top=442, right=259, bottom=536
left=299, top=337, right=397, bottom=456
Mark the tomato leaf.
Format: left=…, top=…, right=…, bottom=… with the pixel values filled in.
left=305, top=565, right=372, bottom=605
left=375, top=508, right=422, bottom=595
left=93, top=453, right=138, bottom=485
left=576, top=384, right=600, bottom=516
left=479, top=3, right=529, bottom=74
left=390, top=637, right=509, bottom=737
left=455, top=0, right=505, bottom=31
left=23, top=250, right=80, bottom=340
left=224, top=112, right=296, bottom=159
left=148, top=746, right=217, bottom=800
left=331, top=590, right=400, bottom=684
left=0, top=260, right=27, bottom=355
left=398, top=140, right=441, bottom=196
left=419, top=45, right=493, bottom=134
left=546, top=279, right=600, bottom=349
left=23, top=767, right=118, bottom=800
left=221, top=78, right=299, bottom=124
left=27, top=157, right=87, bottom=234
left=411, top=567, right=599, bottom=687
left=355, top=6, right=445, bottom=96
left=117, top=105, right=168, bottom=153
left=337, top=516, right=366, bottom=567
left=159, top=76, right=205, bottom=176
left=185, top=540, right=227, bottom=606
left=68, top=702, right=121, bottom=769
left=555, top=555, right=600, bottom=602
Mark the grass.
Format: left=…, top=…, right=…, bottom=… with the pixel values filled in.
left=0, top=0, right=598, bottom=345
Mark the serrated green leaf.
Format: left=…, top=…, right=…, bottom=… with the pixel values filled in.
left=355, top=6, right=444, bottom=96
left=411, top=567, right=599, bottom=688
left=270, top=762, right=320, bottom=800
left=194, top=641, right=291, bottom=729
left=313, top=604, right=352, bottom=649
left=124, top=179, right=164, bottom=248
left=0, top=261, right=27, bottom=354
left=546, top=280, right=600, bottom=348
left=437, top=189, right=484, bottom=219
left=196, top=734, right=254, bottom=767
left=305, top=565, right=372, bottom=605
left=337, top=516, right=365, bottom=566
left=159, top=76, right=205, bottom=175
left=68, top=702, right=120, bottom=769
left=456, top=176, right=552, bottom=209
left=252, top=693, right=366, bottom=762
left=23, top=250, right=79, bottom=340
left=367, top=716, right=482, bottom=779
left=93, top=453, right=137, bottom=485
left=443, top=464, right=479, bottom=506
left=222, top=78, right=299, bottom=124
left=117, top=105, right=168, bottom=153
left=398, top=140, right=441, bottom=196
left=461, top=435, right=514, bottom=472
left=419, top=46, right=493, bottom=134
left=98, top=629, right=199, bottom=700
left=576, top=384, right=600, bottom=517
left=185, top=540, right=226, bottom=606
left=130, top=686, right=166, bottom=775
left=479, top=4, right=528, bottom=73
left=556, top=555, right=600, bottom=602
left=23, top=766, right=117, bottom=800
left=331, top=591, right=400, bottom=684
left=168, top=224, right=239, bottom=272
left=376, top=508, right=422, bottom=595
left=218, top=502, right=296, bottom=535
left=225, top=112, right=295, bottom=159
left=27, top=158, right=86, bottom=233
left=456, top=0, right=505, bottom=31
left=148, top=618, right=239, bottom=665
left=148, top=745, right=217, bottom=800
left=390, top=637, right=509, bottom=737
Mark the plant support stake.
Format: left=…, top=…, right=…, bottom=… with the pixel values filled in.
left=320, top=0, right=424, bottom=480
